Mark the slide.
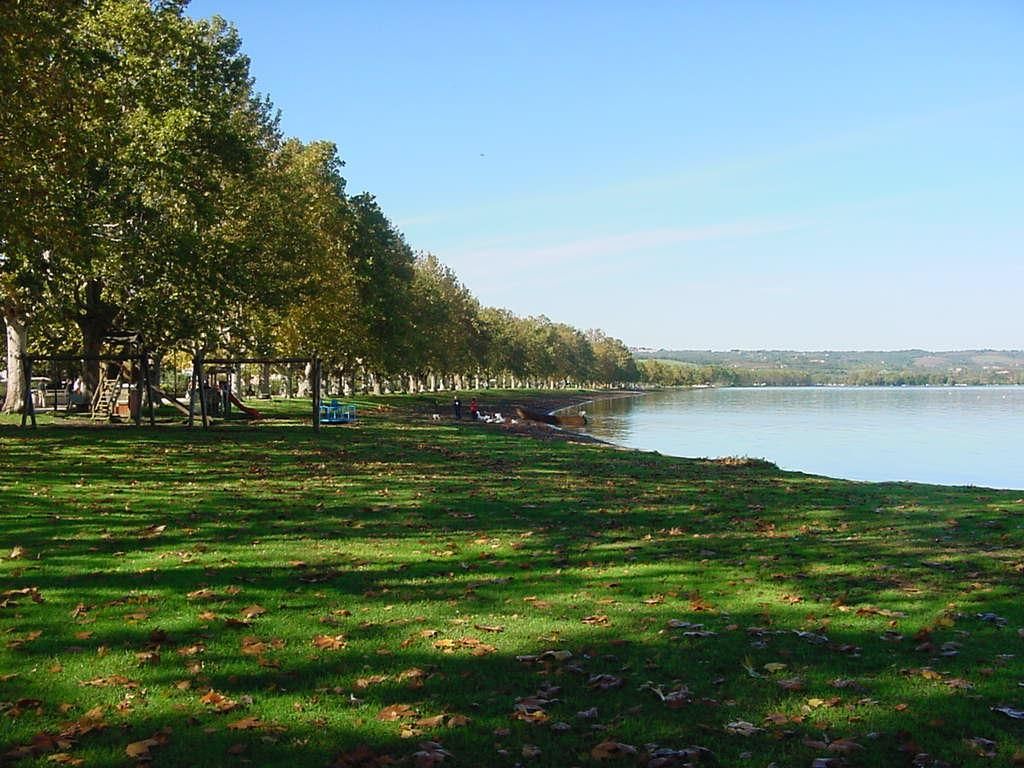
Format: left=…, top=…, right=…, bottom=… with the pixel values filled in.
left=229, top=392, right=264, bottom=420
left=148, top=385, right=191, bottom=416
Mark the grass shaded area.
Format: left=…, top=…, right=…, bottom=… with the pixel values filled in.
left=2, top=397, right=1023, bottom=767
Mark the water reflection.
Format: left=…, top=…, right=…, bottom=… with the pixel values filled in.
left=583, top=387, right=1024, bottom=489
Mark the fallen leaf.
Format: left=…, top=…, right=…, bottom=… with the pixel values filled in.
left=200, top=690, right=240, bottom=713
left=356, top=674, right=389, bottom=689
left=412, top=741, right=451, bottom=768
left=994, top=706, right=1024, bottom=719
left=587, top=674, right=624, bottom=691
left=521, top=744, right=542, bottom=759
left=827, top=738, right=863, bottom=753
left=590, top=740, right=638, bottom=759
left=312, top=634, right=347, bottom=650
left=725, top=721, right=764, bottom=736
left=378, top=704, right=417, bottom=721
left=241, top=604, right=266, bottom=619
left=125, top=738, right=161, bottom=758
left=80, top=675, right=139, bottom=688
left=966, top=736, right=997, bottom=758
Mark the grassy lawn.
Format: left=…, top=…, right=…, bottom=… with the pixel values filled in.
left=2, top=396, right=1023, bottom=767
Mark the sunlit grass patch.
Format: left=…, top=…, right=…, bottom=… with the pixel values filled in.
left=2, top=400, right=1023, bottom=766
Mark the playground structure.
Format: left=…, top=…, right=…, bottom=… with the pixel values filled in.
left=17, top=342, right=333, bottom=431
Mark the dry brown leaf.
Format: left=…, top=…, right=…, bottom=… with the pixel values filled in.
left=200, top=690, right=240, bottom=713
left=415, top=714, right=446, bottom=728
left=521, top=744, right=542, bottom=759
left=240, top=604, right=266, bottom=619
left=587, top=674, right=624, bottom=691
left=226, top=716, right=263, bottom=730
left=312, top=634, right=347, bottom=650
left=125, top=738, right=160, bottom=758
left=472, top=624, right=504, bottom=633
left=355, top=674, right=389, bottom=689
left=79, top=675, right=139, bottom=688
left=378, top=704, right=417, bottom=721
left=124, top=728, right=169, bottom=758
left=47, top=754, right=84, bottom=765
left=827, top=738, right=863, bottom=753
left=412, top=741, right=451, bottom=768
left=725, top=721, right=764, bottom=736
left=590, top=741, right=638, bottom=759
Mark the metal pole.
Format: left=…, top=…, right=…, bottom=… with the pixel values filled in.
left=313, top=357, right=321, bottom=432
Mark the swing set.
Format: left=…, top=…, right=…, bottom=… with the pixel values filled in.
left=17, top=334, right=334, bottom=431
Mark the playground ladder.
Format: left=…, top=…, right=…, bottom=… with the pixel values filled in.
left=91, top=374, right=122, bottom=420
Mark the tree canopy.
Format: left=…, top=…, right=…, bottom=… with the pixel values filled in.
left=1, top=0, right=637, bottom=409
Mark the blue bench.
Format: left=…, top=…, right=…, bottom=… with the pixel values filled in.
left=320, top=399, right=356, bottom=424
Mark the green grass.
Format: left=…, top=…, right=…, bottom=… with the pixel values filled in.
left=2, top=396, right=1023, bottom=767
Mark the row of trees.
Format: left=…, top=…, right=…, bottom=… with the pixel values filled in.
left=637, top=359, right=1024, bottom=387
left=2, top=0, right=637, bottom=411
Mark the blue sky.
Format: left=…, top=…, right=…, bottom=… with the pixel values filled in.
left=187, top=1, right=1023, bottom=350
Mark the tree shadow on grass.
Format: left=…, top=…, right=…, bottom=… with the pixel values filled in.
left=3, top=422, right=1024, bottom=766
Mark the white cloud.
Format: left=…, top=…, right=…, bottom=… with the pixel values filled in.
left=455, top=217, right=805, bottom=268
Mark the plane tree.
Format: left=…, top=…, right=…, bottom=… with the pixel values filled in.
left=1, top=0, right=97, bottom=411
left=2, top=0, right=278, bottom=407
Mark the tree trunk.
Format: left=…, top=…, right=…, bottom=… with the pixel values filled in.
left=2, top=305, right=28, bottom=414
left=259, top=363, right=271, bottom=399
left=371, top=372, right=382, bottom=395
left=149, top=355, right=161, bottom=393
left=144, top=353, right=162, bottom=407
left=75, top=280, right=116, bottom=397
left=296, top=362, right=312, bottom=398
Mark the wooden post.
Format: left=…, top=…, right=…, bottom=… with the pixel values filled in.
left=196, top=353, right=209, bottom=429
left=141, top=353, right=155, bottom=426
left=188, top=353, right=197, bottom=427
left=312, top=357, right=321, bottom=432
left=20, top=355, right=36, bottom=428
left=132, top=356, right=142, bottom=427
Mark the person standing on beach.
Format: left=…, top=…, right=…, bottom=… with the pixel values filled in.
left=453, top=396, right=462, bottom=420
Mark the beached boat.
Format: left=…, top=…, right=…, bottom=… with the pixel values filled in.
left=515, top=406, right=587, bottom=428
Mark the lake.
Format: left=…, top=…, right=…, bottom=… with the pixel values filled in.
left=580, top=386, right=1024, bottom=490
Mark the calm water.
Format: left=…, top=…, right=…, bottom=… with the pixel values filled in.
left=581, top=387, right=1024, bottom=489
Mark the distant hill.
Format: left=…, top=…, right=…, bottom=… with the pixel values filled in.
left=631, top=349, right=1024, bottom=386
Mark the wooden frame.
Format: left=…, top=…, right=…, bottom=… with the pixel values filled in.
left=17, top=353, right=323, bottom=431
